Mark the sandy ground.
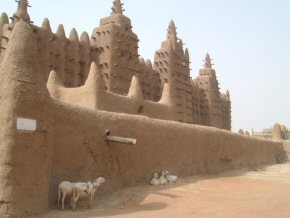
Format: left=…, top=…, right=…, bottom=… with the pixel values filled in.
left=35, top=163, right=290, bottom=218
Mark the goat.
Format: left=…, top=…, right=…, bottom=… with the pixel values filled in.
left=72, top=177, right=105, bottom=210
left=57, top=181, right=77, bottom=210
left=150, top=173, right=160, bottom=186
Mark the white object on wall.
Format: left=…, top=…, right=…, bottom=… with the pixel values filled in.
left=16, top=118, right=37, bottom=131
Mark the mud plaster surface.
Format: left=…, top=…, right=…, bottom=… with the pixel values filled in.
left=35, top=162, right=290, bottom=218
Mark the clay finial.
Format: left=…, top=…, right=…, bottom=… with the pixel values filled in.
left=139, top=58, right=145, bottom=65
left=204, top=53, right=212, bottom=69
left=128, top=75, right=144, bottom=100
left=80, top=32, right=90, bottom=47
left=111, top=0, right=124, bottom=15
left=42, top=18, right=51, bottom=32
left=226, top=90, right=230, bottom=96
left=167, top=20, right=177, bottom=41
left=47, top=70, right=64, bottom=87
left=0, top=13, right=9, bottom=26
left=85, top=62, right=105, bottom=91
left=56, top=24, right=66, bottom=40
left=69, top=28, right=79, bottom=44
left=145, top=59, right=153, bottom=69
left=13, top=0, right=31, bottom=23
left=185, top=48, right=190, bottom=61
left=160, top=83, right=174, bottom=106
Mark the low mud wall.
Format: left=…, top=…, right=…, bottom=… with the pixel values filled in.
left=283, top=140, right=290, bottom=158
left=49, top=101, right=288, bottom=205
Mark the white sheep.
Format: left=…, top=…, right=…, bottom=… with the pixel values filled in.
left=57, top=181, right=77, bottom=210
left=150, top=173, right=160, bottom=186
left=159, top=170, right=169, bottom=185
left=166, top=173, right=180, bottom=183
left=72, top=177, right=105, bottom=210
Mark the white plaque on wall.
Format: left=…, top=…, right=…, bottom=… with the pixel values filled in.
left=17, top=118, right=37, bottom=131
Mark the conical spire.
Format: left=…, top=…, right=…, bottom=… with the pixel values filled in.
left=111, top=0, right=124, bottom=15
left=226, top=90, right=230, bottom=97
left=13, top=0, right=31, bottom=24
left=56, top=24, right=66, bottom=40
left=69, top=28, right=79, bottom=44
left=0, top=21, right=46, bottom=90
left=83, top=62, right=106, bottom=109
left=47, top=70, right=64, bottom=88
left=139, top=58, right=145, bottom=65
left=80, top=32, right=90, bottom=46
left=145, top=59, right=153, bottom=69
left=185, top=48, right=190, bottom=61
left=204, top=53, right=212, bottom=69
left=167, top=20, right=177, bottom=41
left=47, top=70, right=63, bottom=99
left=42, top=18, right=51, bottom=32
left=159, top=83, right=175, bottom=106
left=85, top=62, right=105, bottom=91
left=0, top=13, right=9, bottom=27
left=128, top=75, right=144, bottom=100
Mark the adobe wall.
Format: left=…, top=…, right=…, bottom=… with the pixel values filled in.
left=46, top=66, right=176, bottom=122
left=0, top=21, right=54, bottom=218
left=48, top=101, right=287, bottom=205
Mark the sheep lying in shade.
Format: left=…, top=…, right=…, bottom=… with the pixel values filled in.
left=166, top=173, right=180, bottom=183
left=150, top=171, right=180, bottom=186
left=159, top=170, right=169, bottom=185
left=72, top=177, right=106, bottom=210
left=150, top=173, right=160, bottom=186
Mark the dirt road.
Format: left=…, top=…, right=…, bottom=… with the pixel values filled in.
left=37, top=163, right=290, bottom=218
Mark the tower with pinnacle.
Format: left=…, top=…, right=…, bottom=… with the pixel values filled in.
left=194, top=53, right=230, bottom=129
left=91, top=0, right=140, bottom=95
left=12, top=0, right=31, bottom=24
left=154, top=20, right=193, bottom=123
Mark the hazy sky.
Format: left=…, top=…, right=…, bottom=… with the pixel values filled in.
left=1, top=0, right=289, bottom=132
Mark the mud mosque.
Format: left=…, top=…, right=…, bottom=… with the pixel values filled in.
left=0, top=0, right=231, bottom=130
left=0, top=0, right=288, bottom=217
